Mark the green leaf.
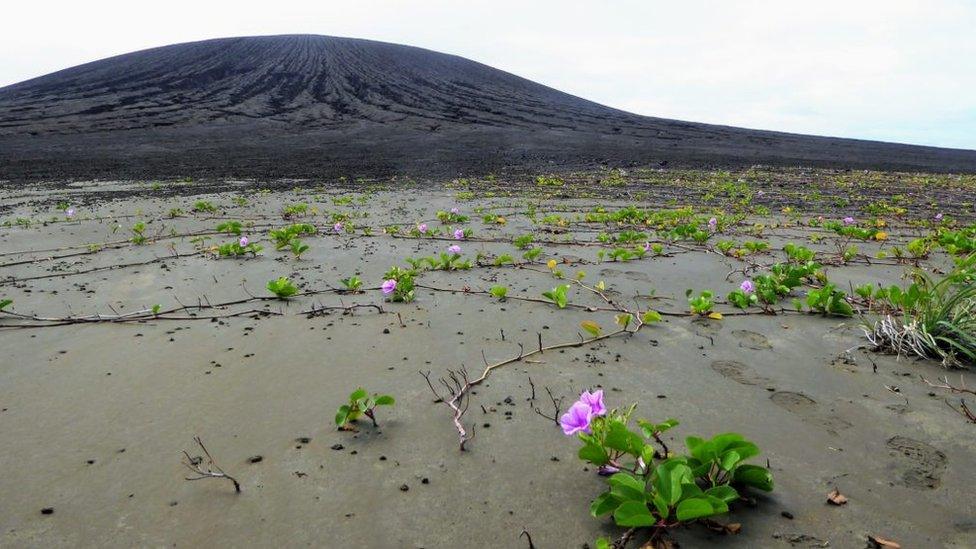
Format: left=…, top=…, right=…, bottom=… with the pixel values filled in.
left=719, top=450, right=742, bottom=472
left=651, top=493, right=670, bottom=520
left=615, top=313, right=633, bottom=329
left=608, top=473, right=646, bottom=502
left=349, top=388, right=368, bottom=402
left=589, top=492, right=621, bottom=517
left=704, top=485, right=740, bottom=504
left=679, top=482, right=703, bottom=499
left=595, top=538, right=611, bottom=549
left=642, top=310, right=662, bottom=323
left=653, top=460, right=691, bottom=506
left=613, top=501, right=656, bottom=527
left=0, top=299, right=11, bottom=311
left=374, top=395, right=395, bottom=406
left=675, top=497, right=718, bottom=521
left=334, top=404, right=350, bottom=426
left=580, top=320, right=601, bottom=337
left=733, top=464, right=774, bottom=491
left=605, top=421, right=644, bottom=456
left=578, top=441, right=609, bottom=465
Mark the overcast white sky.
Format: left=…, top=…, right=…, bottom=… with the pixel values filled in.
left=2, top=0, right=974, bottom=149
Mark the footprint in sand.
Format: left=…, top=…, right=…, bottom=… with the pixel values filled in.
left=770, top=391, right=852, bottom=433
left=886, top=436, right=947, bottom=489
left=710, top=360, right=771, bottom=386
left=692, top=318, right=722, bottom=339
left=622, top=270, right=652, bottom=283
left=731, top=329, right=772, bottom=350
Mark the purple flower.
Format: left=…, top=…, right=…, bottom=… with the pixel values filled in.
left=597, top=464, right=620, bottom=476
left=66, top=207, right=75, bottom=218
left=579, top=389, right=606, bottom=417
left=843, top=216, right=855, bottom=225
left=740, top=280, right=755, bottom=294
left=381, top=279, right=397, bottom=295
left=333, top=222, right=343, bottom=233
left=935, top=213, right=943, bottom=221
left=560, top=401, right=594, bottom=435
left=450, top=207, right=460, bottom=215
left=453, top=229, right=464, bottom=240
left=708, top=217, right=717, bottom=231
left=418, top=223, right=428, bottom=234
left=643, top=242, right=652, bottom=252
left=239, top=235, right=249, bottom=247
left=448, top=244, right=462, bottom=254
left=756, top=190, right=765, bottom=197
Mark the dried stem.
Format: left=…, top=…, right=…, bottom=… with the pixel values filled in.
left=181, top=436, right=241, bottom=493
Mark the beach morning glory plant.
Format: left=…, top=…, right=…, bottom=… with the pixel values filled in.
left=564, top=395, right=774, bottom=548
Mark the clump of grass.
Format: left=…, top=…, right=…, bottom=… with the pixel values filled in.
left=864, top=254, right=976, bottom=367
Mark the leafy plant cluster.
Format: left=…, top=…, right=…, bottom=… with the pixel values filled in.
left=865, top=254, right=976, bottom=366
left=570, top=402, right=773, bottom=548
left=436, top=210, right=468, bottom=223
left=216, top=240, right=263, bottom=258
left=269, top=223, right=316, bottom=250
left=267, top=276, right=299, bottom=299
left=335, top=388, right=395, bottom=429
left=383, top=266, right=416, bottom=303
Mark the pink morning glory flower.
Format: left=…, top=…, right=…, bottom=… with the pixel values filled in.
left=418, top=223, right=428, bottom=234
left=448, top=244, right=461, bottom=254
left=381, top=279, right=397, bottom=294
left=239, top=235, right=249, bottom=247
left=708, top=217, right=717, bottom=230
left=450, top=207, right=460, bottom=214
left=454, top=229, right=464, bottom=240
left=66, top=207, right=75, bottom=218
left=579, top=389, right=606, bottom=417
left=843, top=216, right=855, bottom=225
left=560, top=401, right=594, bottom=435
left=740, top=280, right=755, bottom=294
left=333, top=222, right=343, bottom=233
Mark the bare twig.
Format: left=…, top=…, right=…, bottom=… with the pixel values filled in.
left=181, top=436, right=241, bottom=493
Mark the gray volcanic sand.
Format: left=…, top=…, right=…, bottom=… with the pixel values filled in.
left=1, top=178, right=975, bottom=548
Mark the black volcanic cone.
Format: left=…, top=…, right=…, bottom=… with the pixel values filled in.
left=1, top=34, right=974, bottom=180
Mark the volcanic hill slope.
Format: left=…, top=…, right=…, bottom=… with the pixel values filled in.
left=1, top=34, right=975, bottom=180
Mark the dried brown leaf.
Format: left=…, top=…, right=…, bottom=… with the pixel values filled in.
left=868, top=534, right=901, bottom=548
left=827, top=488, right=848, bottom=505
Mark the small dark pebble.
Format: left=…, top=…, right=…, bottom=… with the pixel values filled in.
left=248, top=455, right=263, bottom=464
left=331, top=444, right=344, bottom=450
left=297, top=437, right=311, bottom=444
left=421, top=478, right=429, bottom=484
left=781, top=511, right=794, bottom=519
left=41, top=507, right=54, bottom=515
left=399, top=484, right=409, bottom=492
